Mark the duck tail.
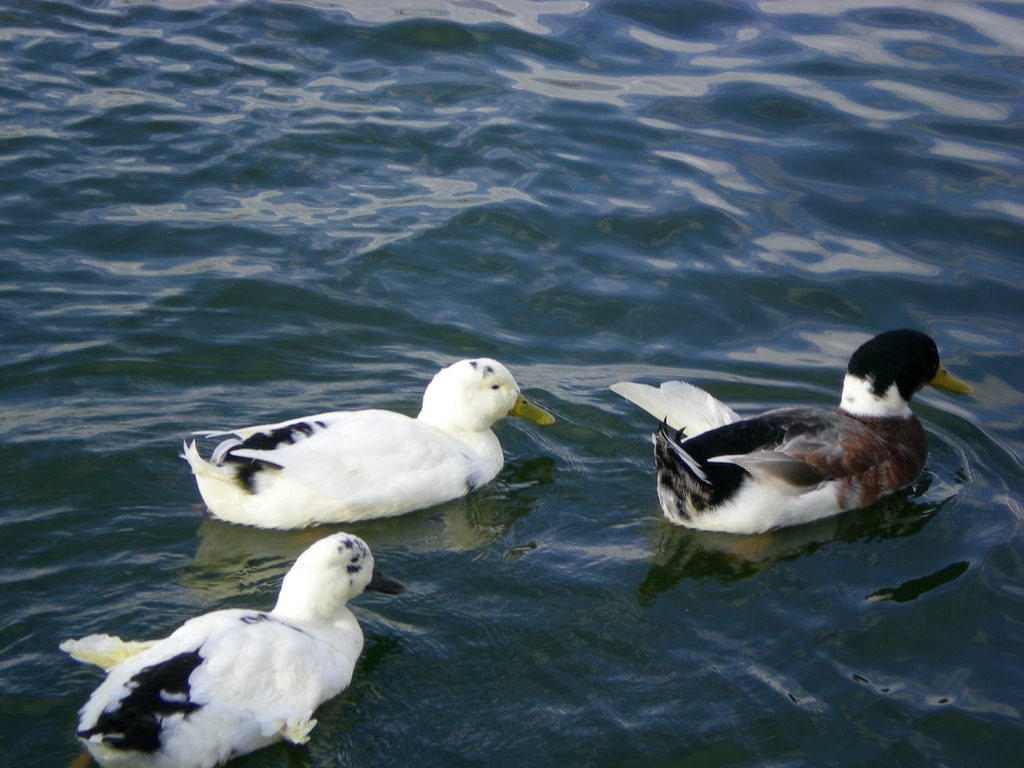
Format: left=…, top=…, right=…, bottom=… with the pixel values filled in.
left=654, top=420, right=709, bottom=484
left=653, top=421, right=717, bottom=524
left=60, top=634, right=156, bottom=670
left=180, top=439, right=236, bottom=485
left=611, top=380, right=740, bottom=435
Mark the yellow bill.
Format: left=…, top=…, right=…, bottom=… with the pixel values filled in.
left=508, top=394, right=555, bottom=425
left=929, top=365, right=973, bottom=395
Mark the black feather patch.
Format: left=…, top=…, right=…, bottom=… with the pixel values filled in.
left=239, top=422, right=318, bottom=451
left=239, top=612, right=273, bottom=625
left=233, top=462, right=272, bottom=494
left=220, top=421, right=325, bottom=493
left=239, top=611, right=310, bottom=637
left=469, top=360, right=494, bottom=376
left=78, top=650, right=203, bottom=754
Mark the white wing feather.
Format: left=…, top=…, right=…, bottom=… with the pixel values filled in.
left=223, top=411, right=481, bottom=510
left=611, top=380, right=740, bottom=435
left=183, top=611, right=359, bottom=735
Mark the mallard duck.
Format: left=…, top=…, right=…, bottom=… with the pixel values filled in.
left=61, top=532, right=403, bottom=768
left=612, top=329, right=972, bottom=534
left=181, top=358, right=554, bottom=529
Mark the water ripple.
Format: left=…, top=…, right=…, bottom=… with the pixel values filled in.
left=2, top=1, right=1023, bottom=766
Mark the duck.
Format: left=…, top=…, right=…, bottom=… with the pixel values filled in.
left=182, top=358, right=555, bottom=529
left=611, top=329, right=973, bottom=534
left=61, top=532, right=403, bottom=768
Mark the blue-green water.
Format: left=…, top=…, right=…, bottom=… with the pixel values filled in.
left=2, top=1, right=1023, bottom=766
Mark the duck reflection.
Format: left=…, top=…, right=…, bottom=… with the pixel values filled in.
left=637, top=475, right=953, bottom=605
left=182, top=456, right=555, bottom=602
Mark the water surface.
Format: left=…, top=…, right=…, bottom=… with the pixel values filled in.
left=1, top=1, right=1022, bottom=766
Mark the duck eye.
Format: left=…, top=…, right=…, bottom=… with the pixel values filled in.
left=490, top=384, right=500, bottom=391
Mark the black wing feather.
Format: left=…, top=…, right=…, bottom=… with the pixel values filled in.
left=78, top=650, right=203, bottom=754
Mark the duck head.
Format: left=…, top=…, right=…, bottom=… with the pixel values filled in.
left=418, top=358, right=554, bottom=432
left=840, top=329, right=972, bottom=418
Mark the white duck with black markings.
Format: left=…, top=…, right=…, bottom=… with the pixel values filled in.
left=182, top=358, right=555, bottom=529
left=62, top=532, right=403, bottom=768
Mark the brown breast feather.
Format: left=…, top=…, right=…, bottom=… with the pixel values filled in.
left=784, top=413, right=928, bottom=510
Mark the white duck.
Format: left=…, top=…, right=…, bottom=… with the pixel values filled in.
left=62, top=532, right=403, bottom=768
left=182, top=358, right=554, bottom=529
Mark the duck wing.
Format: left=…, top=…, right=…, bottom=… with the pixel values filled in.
left=694, top=408, right=900, bottom=492
left=224, top=410, right=483, bottom=506
left=181, top=610, right=359, bottom=740
left=197, top=411, right=343, bottom=443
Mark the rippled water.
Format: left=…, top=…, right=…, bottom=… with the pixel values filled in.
left=2, top=1, right=1023, bottom=766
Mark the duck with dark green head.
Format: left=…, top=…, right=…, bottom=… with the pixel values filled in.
left=613, top=330, right=973, bottom=534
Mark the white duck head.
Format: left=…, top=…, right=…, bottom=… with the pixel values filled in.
left=417, top=358, right=555, bottom=433
left=273, top=532, right=403, bottom=622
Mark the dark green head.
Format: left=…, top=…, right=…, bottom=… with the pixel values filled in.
left=847, top=329, right=972, bottom=402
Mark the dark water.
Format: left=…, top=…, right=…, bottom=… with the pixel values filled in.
left=2, top=1, right=1023, bottom=766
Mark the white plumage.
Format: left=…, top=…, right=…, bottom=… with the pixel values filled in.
left=62, top=532, right=403, bottom=768
left=609, top=380, right=741, bottom=435
left=182, top=358, right=554, bottom=529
